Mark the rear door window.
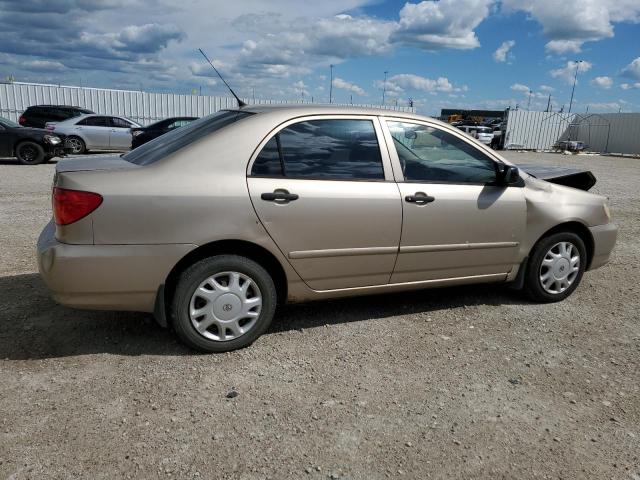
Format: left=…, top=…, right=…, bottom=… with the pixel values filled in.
left=250, top=119, right=384, bottom=180
left=78, top=116, right=109, bottom=127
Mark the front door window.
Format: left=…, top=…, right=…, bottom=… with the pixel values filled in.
left=387, top=121, right=497, bottom=184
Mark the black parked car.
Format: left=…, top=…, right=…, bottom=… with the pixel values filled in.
left=131, top=116, right=197, bottom=149
left=19, top=105, right=94, bottom=129
left=0, top=116, right=67, bottom=164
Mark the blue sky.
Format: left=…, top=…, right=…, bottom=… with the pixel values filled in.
left=0, top=0, right=639, bottom=115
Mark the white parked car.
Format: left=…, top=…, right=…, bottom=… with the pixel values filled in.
left=46, top=114, right=141, bottom=154
left=456, top=125, right=493, bottom=145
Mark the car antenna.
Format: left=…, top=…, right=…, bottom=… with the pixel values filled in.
left=197, top=48, right=247, bottom=107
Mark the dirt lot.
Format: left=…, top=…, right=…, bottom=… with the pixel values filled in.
left=0, top=151, right=638, bottom=479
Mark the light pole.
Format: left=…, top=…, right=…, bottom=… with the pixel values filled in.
left=329, top=64, right=334, bottom=104
left=568, top=60, right=582, bottom=114
left=382, top=70, right=388, bottom=105
left=527, top=90, right=532, bottom=110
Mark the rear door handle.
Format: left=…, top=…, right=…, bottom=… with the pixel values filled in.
left=405, top=192, right=435, bottom=204
left=261, top=189, right=299, bottom=202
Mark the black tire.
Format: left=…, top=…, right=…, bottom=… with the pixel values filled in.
left=65, top=136, right=86, bottom=154
left=170, top=255, right=277, bottom=353
left=15, top=141, right=45, bottom=165
left=524, top=231, right=587, bottom=303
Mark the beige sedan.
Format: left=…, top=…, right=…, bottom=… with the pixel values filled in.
left=37, top=105, right=618, bottom=352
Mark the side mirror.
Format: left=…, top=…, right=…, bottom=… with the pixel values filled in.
left=497, top=164, right=520, bottom=185
left=404, top=130, right=417, bottom=140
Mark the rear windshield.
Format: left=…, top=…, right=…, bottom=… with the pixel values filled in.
left=123, top=110, right=253, bottom=166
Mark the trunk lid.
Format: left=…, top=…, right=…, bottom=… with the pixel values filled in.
left=55, top=154, right=139, bottom=173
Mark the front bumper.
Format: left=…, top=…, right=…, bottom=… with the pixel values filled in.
left=37, top=221, right=196, bottom=312
left=588, top=222, right=618, bottom=270
left=44, top=144, right=66, bottom=158
left=44, top=134, right=67, bottom=158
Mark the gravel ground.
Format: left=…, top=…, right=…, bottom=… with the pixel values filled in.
left=0, top=152, right=638, bottom=479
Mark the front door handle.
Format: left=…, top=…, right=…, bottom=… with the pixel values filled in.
left=261, top=189, right=299, bottom=203
left=405, top=192, right=435, bottom=204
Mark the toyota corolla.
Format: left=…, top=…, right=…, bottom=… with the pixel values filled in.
left=37, top=105, right=618, bottom=352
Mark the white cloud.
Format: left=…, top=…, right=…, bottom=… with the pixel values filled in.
left=545, top=40, right=582, bottom=54
left=510, top=83, right=530, bottom=93
left=621, top=57, right=640, bottom=80
left=591, top=76, right=613, bottom=89
left=393, top=0, right=492, bottom=50
left=387, top=74, right=461, bottom=93
left=621, top=82, right=640, bottom=90
left=332, top=77, right=365, bottom=96
left=502, top=0, right=640, bottom=54
left=539, top=85, right=555, bottom=93
left=493, top=40, right=515, bottom=62
left=586, top=102, right=620, bottom=112
left=550, top=60, right=593, bottom=84
left=293, top=80, right=309, bottom=97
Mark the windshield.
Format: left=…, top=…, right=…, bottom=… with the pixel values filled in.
left=123, top=110, right=253, bottom=166
left=0, top=117, right=20, bottom=128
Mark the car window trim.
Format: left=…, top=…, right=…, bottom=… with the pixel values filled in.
left=246, top=114, right=395, bottom=182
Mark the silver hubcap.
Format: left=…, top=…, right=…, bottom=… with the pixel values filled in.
left=66, top=138, right=83, bottom=153
left=189, top=271, right=262, bottom=342
left=539, top=241, right=580, bottom=294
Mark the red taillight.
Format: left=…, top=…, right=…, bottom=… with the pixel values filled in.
left=52, top=187, right=103, bottom=225
left=18, top=115, right=26, bottom=125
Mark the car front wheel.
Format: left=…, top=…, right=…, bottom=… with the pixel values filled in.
left=16, top=141, right=45, bottom=165
left=65, top=136, right=86, bottom=154
left=170, top=255, right=277, bottom=352
left=524, top=232, right=587, bottom=302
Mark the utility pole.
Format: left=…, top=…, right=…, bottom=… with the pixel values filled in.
left=382, top=70, right=388, bottom=105
left=527, top=90, right=532, bottom=110
left=546, top=94, right=551, bottom=112
left=329, top=64, right=334, bottom=104
left=350, top=94, right=353, bottom=105
left=568, top=60, right=582, bottom=114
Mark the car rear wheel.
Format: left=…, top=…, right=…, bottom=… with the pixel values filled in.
left=170, top=255, right=277, bottom=352
left=65, top=136, right=86, bottom=154
left=16, top=141, right=45, bottom=165
left=524, top=232, right=586, bottom=302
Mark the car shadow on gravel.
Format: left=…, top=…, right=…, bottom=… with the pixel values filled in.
left=0, top=273, right=190, bottom=360
left=0, top=273, right=530, bottom=360
left=271, top=282, right=530, bottom=334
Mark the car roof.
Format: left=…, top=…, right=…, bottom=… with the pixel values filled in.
left=238, top=103, right=451, bottom=127
left=26, top=105, right=90, bottom=110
